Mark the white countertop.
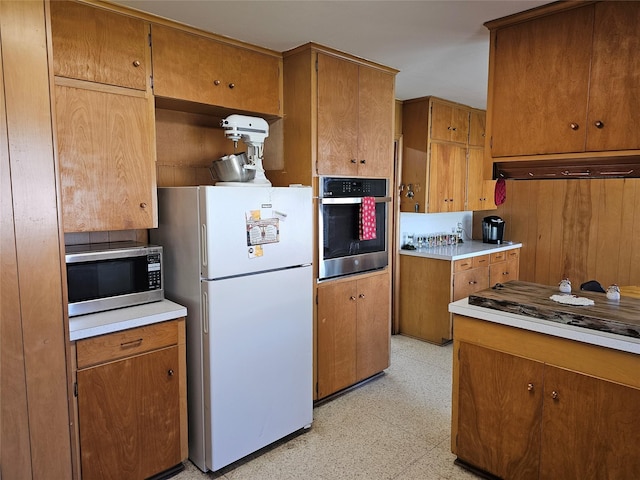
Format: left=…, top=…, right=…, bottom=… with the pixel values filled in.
left=69, top=299, right=187, bottom=341
left=400, top=240, right=522, bottom=261
left=449, top=297, right=640, bottom=355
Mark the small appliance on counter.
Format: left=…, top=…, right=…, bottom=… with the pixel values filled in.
left=482, top=215, right=505, bottom=244
left=65, top=242, right=164, bottom=317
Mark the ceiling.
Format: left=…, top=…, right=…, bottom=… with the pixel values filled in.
left=114, top=0, right=550, bottom=110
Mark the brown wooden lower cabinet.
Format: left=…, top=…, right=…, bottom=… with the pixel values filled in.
left=316, top=271, right=390, bottom=399
left=399, top=249, right=519, bottom=345
left=457, top=342, right=543, bottom=479
left=75, top=319, right=187, bottom=480
left=453, top=316, right=640, bottom=479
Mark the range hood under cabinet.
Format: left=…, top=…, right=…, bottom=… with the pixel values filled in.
left=494, top=156, right=640, bottom=180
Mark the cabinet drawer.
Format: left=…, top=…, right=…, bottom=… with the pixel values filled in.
left=490, top=251, right=507, bottom=263
left=76, top=320, right=179, bottom=369
left=473, top=255, right=490, bottom=268
left=506, top=249, right=520, bottom=261
left=454, top=258, right=474, bottom=272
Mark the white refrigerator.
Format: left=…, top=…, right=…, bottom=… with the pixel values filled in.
left=150, top=185, right=313, bottom=472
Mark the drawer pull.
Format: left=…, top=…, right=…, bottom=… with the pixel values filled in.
left=168, top=369, right=174, bottom=377
left=502, top=271, right=510, bottom=275
left=468, top=281, right=477, bottom=285
left=120, top=338, right=143, bottom=349
left=527, top=383, right=535, bottom=392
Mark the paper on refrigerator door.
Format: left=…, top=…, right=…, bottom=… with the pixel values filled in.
left=246, top=210, right=280, bottom=259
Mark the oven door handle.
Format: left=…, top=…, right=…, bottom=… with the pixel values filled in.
left=319, top=196, right=392, bottom=205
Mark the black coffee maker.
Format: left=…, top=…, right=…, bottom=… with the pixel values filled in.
left=482, top=216, right=505, bottom=244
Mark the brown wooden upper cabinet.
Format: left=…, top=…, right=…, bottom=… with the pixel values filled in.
left=51, top=0, right=157, bottom=233
left=488, top=1, right=640, bottom=158
left=430, top=101, right=469, bottom=144
left=317, top=53, right=395, bottom=177
left=401, top=96, right=494, bottom=213
left=50, top=1, right=149, bottom=90
left=151, top=24, right=282, bottom=116
left=469, top=110, right=486, bottom=147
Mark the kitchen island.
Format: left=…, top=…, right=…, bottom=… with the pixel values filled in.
left=449, top=281, right=640, bottom=479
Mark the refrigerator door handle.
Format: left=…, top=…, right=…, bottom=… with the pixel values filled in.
left=201, top=223, right=208, bottom=267
left=202, top=291, right=209, bottom=334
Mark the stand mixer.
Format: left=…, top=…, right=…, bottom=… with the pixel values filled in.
left=219, top=114, right=271, bottom=186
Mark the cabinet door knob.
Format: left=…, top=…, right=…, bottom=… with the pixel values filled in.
left=228, top=83, right=235, bottom=89
left=594, top=120, right=604, bottom=129
left=527, top=383, right=534, bottom=392
left=140, top=202, right=147, bottom=209
left=551, top=390, right=559, bottom=400
left=502, top=271, right=509, bottom=275
left=350, top=159, right=357, bottom=164
left=448, top=126, right=457, bottom=131
left=132, top=60, right=141, bottom=67
left=359, top=293, right=365, bottom=299
left=168, top=369, right=174, bottom=377
left=570, top=122, right=579, bottom=130
left=360, top=159, right=366, bottom=164
left=213, top=79, right=221, bottom=86
left=349, top=296, right=356, bottom=301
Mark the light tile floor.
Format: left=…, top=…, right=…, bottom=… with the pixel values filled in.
left=174, top=334, right=479, bottom=480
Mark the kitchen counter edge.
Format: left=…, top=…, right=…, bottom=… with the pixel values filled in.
left=449, top=297, right=640, bottom=355
left=400, top=241, right=522, bottom=261
left=70, top=299, right=187, bottom=341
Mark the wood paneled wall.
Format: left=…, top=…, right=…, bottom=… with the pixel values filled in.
left=155, top=108, right=284, bottom=187
left=474, top=178, right=640, bottom=289
left=1, top=1, right=73, bottom=478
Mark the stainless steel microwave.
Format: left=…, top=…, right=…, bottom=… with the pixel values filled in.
left=65, top=242, right=164, bottom=317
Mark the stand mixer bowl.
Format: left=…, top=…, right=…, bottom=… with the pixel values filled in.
left=210, top=152, right=256, bottom=183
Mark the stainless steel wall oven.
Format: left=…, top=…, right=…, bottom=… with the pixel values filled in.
left=318, top=177, right=389, bottom=280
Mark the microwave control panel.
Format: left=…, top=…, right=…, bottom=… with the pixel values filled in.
left=147, top=253, right=162, bottom=289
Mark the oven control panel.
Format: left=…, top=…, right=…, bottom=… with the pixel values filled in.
left=320, top=177, right=387, bottom=198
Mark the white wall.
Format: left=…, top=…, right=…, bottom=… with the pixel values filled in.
left=399, top=211, right=473, bottom=246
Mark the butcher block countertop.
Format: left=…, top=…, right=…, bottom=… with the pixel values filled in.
left=449, top=281, right=640, bottom=355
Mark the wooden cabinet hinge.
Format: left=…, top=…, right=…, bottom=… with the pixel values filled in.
left=315, top=294, right=318, bottom=305
left=148, top=32, right=152, bottom=47
left=74, top=382, right=78, bottom=397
